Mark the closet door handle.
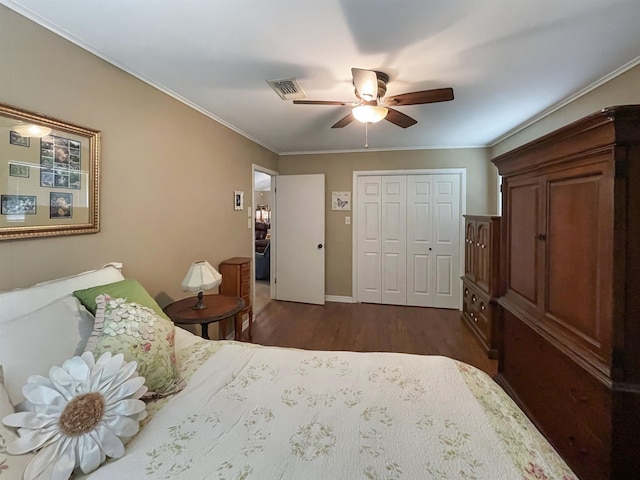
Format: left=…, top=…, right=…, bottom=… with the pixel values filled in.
left=317, top=244, right=323, bottom=249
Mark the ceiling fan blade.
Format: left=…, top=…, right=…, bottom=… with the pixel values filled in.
left=351, top=68, right=379, bottom=100
left=385, top=108, right=417, bottom=128
left=293, top=100, right=352, bottom=106
left=385, top=87, right=454, bottom=106
left=331, top=113, right=355, bottom=128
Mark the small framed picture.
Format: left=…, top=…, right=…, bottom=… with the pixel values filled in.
left=234, top=191, right=244, bottom=211
left=50, top=192, right=73, bottom=218
left=9, top=130, right=30, bottom=147
left=1, top=195, right=36, bottom=215
left=9, top=163, right=29, bottom=178
left=332, top=191, right=351, bottom=211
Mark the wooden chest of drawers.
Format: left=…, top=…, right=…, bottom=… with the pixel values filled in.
left=219, top=257, right=252, bottom=341
left=462, top=215, right=500, bottom=358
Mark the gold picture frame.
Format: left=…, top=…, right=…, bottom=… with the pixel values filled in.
left=0, top=103, right=100, bottom=240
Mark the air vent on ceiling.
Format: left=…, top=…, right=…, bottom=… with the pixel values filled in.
left=267, top=78, right=306, bottom=100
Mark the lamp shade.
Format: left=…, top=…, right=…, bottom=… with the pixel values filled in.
left=181, top=260, right=222, bottom=292
left=12, top=124, right=52, bottom=138
left=352, top=105, right=388, bottom=124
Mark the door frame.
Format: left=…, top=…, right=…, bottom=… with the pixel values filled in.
left=252, top=164, right=279, bottom=308
left=352, top=168, right=467, bottom=307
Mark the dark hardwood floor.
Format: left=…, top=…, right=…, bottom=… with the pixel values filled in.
left=251, top=300, right=497, bottom=377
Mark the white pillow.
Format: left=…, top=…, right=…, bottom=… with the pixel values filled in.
left=0, top=379, right=34, bottom=479
left=0, top=296, right=95, bottom=405
left=0, top=263, right=124, bottom=323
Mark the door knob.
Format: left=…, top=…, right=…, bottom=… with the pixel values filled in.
left=317, top=244, right=323, bottom=249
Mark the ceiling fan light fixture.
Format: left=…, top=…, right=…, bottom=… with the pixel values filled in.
left=12, top=124, right=52, bottom=138
left=352, top=105, right=388, bottom=124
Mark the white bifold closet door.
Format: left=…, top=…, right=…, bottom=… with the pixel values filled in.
left=356, top=174, right=460, bottom=309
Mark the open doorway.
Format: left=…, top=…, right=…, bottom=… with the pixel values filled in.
left=253, top=166, right=276, bottom=314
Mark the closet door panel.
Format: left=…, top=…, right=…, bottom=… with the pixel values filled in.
left=407, top=175, right=434, bottom=306
left=357, top=176, right=382, bottom=303
left=381, top=176, right=407, bottom=305
left=429, top=175, right=461, bottom=308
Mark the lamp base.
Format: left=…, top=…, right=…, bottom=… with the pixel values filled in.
left=192, top=291, right=207, bottom=310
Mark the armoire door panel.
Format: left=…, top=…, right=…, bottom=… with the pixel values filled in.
left=475, top=221, right=491, bottom=293
left=507, top=179, right=540, bottom=305
left=545, top=161, right=613, bottom=365
left=464, top=220, right=476, bottom=281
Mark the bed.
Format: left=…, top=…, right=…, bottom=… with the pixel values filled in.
left=0, top=264, right=578, bottom=480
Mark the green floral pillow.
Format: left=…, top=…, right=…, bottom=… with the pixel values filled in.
left=86, top=294, right=184, bottom=397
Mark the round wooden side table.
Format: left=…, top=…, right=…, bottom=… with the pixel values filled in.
left=163, top=294, right=245, bottom=341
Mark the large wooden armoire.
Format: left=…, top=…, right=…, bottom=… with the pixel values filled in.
left=461, top=215, right=501, bottom=358
left=492, top=106, right=640, bottom=480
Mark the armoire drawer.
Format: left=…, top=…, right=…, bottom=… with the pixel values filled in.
left=501, top=309, right=611, bottom=480
left=462, top=280, right=497, bottom=358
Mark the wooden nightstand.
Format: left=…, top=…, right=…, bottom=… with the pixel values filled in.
left=218, top=257, right=252, bottom=341
left=163, top=294, right=245, bottom=340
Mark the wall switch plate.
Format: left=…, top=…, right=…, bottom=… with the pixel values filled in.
left=248, top=218, right=251, bottom=228
left=247, top=207, right=252, bottom=217
left=345, top=216, right=351, bottom=225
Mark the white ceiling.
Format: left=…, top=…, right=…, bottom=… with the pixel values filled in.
left=3, top=0, right=640, bottom=154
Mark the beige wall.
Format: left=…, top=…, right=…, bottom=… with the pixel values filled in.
left=279, top=148, right=494, bottom=297
left=4, top=4, right=635, bottom=305
left=491, top=64, right=640, bottom=157
left=0, top=6, right=278, bottom=310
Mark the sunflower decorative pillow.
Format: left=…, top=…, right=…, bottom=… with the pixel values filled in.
left=2, top=352, right=147, bottom=479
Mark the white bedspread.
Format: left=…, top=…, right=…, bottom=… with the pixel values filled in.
left=87, top=344, right=528, bottom=479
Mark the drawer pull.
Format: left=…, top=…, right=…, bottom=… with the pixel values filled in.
left=568, top=437, right=589, bottom=457
left=471, top=295, right=477, bottom=303
left=480, top=303, right=485, bottom=311
left=569, top=388, right=589, bottom=404
left=464, top=288, right=469, bottom=295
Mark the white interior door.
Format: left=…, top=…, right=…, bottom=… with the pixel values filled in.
left=430, top=174, right=461, bottom=308
left=356, top=176, right=381, bottom=303
left=407, top=175, right=434, bottom=306
left=381, top=176, right=407, bottom=305
left=406, top=174, right=460, bottom=308
left=356, top=171, right=462, bottom=309
left=274, top=174, right=325, bottom=305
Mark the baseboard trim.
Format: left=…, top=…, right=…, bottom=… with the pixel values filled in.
left=325, top=295, right=354, bottom=303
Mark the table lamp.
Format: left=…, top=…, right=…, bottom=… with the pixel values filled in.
left=181, top=260, right=222, bottom=310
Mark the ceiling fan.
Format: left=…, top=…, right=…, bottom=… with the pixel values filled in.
left=293, top=68, right=454, bottom=129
